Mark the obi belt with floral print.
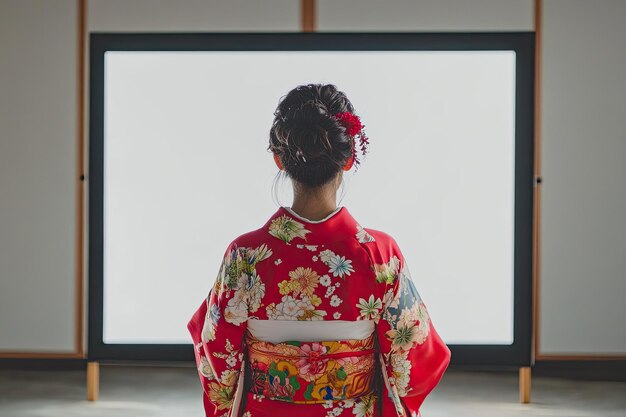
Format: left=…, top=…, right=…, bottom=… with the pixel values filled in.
left=246, top=332, right=376, bottom=404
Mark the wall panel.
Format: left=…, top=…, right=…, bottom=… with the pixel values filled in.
left=318, top=0, right=533, bottom=31
left=89, top=0, right=299, bottom=32
left=539, top=0, right=626, bottom=355
left=0, top=0, right=78, bottom=353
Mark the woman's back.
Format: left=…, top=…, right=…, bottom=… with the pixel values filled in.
left=188, top=205, right=451, bottom=417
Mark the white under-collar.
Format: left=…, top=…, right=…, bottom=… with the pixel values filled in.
left=283, top=205, right=343, bottom=224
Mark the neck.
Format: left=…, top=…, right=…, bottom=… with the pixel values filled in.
left=290, top=194, right=338, bottom=222
left=289, top=175, right=341, bottom=221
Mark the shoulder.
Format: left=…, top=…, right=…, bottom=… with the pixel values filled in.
left=360, top=227, right=396, bottom=245
left=357, top=227, right=403, bottom=266
left=223, top=228, right=275, bottom=262
left=230, top=228, right=263, bottom=248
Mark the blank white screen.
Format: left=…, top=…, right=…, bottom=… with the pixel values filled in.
left=103, top=50, right=515, bottom=345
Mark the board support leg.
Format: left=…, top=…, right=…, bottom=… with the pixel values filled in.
left=519, top=366, right=531, bottom=403
left=87, top=361, right=99, bottom=401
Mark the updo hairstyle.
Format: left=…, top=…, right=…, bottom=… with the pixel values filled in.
left=268, top=84, right=355, bottom=188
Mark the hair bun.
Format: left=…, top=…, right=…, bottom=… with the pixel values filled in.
left=268, top=84, right=356, bottom=188
left=290, top=124, right=332, bottom=162
left=282, top=102, right=336, bottom=162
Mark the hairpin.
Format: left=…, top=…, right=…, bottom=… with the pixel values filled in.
left=333, top=112, right=370, bottom=171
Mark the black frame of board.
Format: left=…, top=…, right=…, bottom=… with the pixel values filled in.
left=89, top=32, right=534, bottom=365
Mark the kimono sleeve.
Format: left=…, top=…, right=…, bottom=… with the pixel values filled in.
left=376, top=241, right=451, bottom=417
left=187, top=241, right=249, bottom=417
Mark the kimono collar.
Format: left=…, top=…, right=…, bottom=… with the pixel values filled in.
left=264, top=205, right=360, bottom=245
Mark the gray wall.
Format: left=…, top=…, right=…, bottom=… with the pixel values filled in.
left=1, top=0, right=624, bottom=356
left=539, top=0, right=626, bottom=355
left=0, top=0, right=78, bottom=352
left=88, top=0, right=299, bottom=32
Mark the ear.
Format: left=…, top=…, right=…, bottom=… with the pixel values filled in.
left=343, top=154, right=354, bottom=171
left=273, top=153, right=284, bottom=170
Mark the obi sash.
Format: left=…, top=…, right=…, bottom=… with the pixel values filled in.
left=245, top=330, right=376, bottom=404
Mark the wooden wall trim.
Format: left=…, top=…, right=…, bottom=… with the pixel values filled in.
left=301, top=0, right=316, bottom=32
left=0, top=352, right=85, bottom=359
left=537, top=354, right=626, bottom=360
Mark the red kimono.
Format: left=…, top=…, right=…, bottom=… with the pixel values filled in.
left=188, top=205, right=451, bottom=417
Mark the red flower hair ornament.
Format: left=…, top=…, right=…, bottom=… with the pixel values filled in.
left=333, top=111, right=370, bottom=171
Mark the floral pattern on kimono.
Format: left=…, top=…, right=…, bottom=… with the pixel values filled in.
left=188, top=206, right=451, bottom=417
left=189, top=241, right=273, bottom=416
left=369, top=237, right=451, bottom=417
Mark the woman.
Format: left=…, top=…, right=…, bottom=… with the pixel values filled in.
left=188, top=84, right=451, bottom=417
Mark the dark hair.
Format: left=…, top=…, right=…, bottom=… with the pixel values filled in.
left=268, top=84, right=355, bottom=188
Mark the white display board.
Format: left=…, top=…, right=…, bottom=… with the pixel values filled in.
left=103, top=50, right=516, bottom=345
